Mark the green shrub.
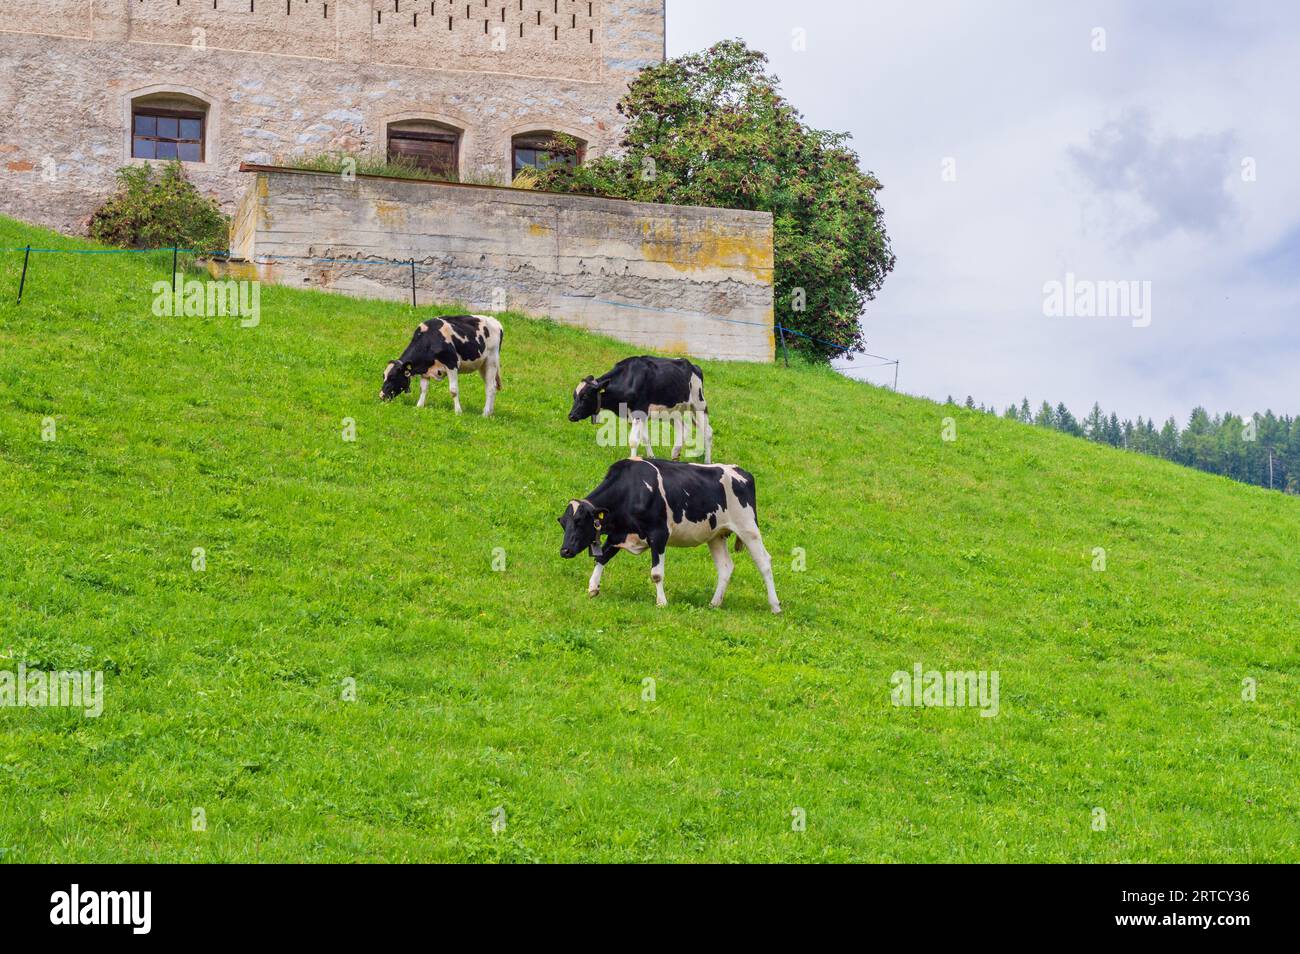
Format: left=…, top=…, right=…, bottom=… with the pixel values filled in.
left=290, top=150, right=445, bottom=182
left=291, top=150, right=509, bottom=187
left=88, top=162, right=229, bottom=253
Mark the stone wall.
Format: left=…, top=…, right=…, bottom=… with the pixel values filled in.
left=232, top=166, right=775, bottom=362
left=0, top=0, right=663, bottom=232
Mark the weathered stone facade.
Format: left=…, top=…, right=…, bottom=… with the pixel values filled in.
left=0, top=0, right=664, bottom=233
left=231, top=166, right=776, bottom=361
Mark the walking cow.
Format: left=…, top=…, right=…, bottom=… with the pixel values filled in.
left=557, top=458, right=781, bottom=614
left=568, top=356, right=713, bottom=463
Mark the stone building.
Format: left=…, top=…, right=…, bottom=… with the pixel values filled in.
left=0, top=0, right=666, bottom=234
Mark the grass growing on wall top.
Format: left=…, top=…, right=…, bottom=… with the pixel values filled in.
left=0, top=215, right=1297, bottom=862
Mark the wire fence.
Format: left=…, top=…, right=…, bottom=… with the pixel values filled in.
left=2, top=243, right=900, bottom=386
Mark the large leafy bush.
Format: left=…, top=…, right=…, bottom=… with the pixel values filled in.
left=88, top=161, right=229, bottom=253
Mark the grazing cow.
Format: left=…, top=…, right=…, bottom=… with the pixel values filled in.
left=380, top=315, right=503, bottom=415
left=557, top=458, right=781, bottom=614
left=568, top=356, right=713, bottom=463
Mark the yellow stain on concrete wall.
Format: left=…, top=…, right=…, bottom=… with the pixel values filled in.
left=205, top=259, right=261, bottom=282
left=375, top=200, right=408, bottom=229
left=639, top=220, right=774, bottom=283
left=256, top=174, right=272, bottom=229
left=529, top=222, right=554, bottom=236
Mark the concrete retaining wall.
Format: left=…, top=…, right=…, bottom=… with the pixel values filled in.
left=231, top=166, right=775, bottom=362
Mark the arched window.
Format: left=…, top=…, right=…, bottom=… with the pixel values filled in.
left=131, top=92, right=209, bottom=163
left=512, top=131, right=585, bottom=178
left=387, top=120, right=461, bottom=178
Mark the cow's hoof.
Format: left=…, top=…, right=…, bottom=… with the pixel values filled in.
left=656, top=599, right=668, bottom=608
left=587, top=589, right=600, bottom=598
left=771, top=604, right=783, bottom=615
left=710, top=599, right=723, bottom=608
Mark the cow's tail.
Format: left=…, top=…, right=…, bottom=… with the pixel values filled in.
left=495, top=327, right=504, bottom=391
left=733, top=468, right=756, bottom=551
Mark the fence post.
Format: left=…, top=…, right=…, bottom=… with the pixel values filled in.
left=893, top=361, right=900, bottom=391
left=16, top=244, right=31, bottom=304
left=171, top=242, right=179, bottom=292
left=776, top=323, right=790, bottom=368
left=410, top=260, right=416, bottom=308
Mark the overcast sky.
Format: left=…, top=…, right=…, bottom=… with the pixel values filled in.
left=666, top=1, right=1299, bottom=422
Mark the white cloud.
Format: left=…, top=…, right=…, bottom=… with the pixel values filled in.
left=666, top=0, right=1300, bottom=421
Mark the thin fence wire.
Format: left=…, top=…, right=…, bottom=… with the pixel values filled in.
left=2, top=244, right=900, bottom=387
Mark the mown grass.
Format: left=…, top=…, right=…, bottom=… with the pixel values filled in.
left=0, top=215, right=1296, bottom=862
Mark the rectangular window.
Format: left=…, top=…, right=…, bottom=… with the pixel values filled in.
left=387, top=129, right=459, bottom=178
left=512, top=135, right=582, bottom=178
left=132, top=108, right=205, bottom=163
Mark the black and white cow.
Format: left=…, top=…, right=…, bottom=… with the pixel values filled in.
left=557, top=458, right=781, bottom=614
left=568, top=356, right=712, bottom=463
left=380, top=315, right=503, bottom=415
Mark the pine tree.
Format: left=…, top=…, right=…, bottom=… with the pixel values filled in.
left=1083, top=403, right=1106, bottom=442
left=1106, top=413, right=1122, bottom=447
left=1055, top=403, right=1080, bottom=436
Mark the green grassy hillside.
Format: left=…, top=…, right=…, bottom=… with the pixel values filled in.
left=0, top=215, right=1296, bottom=862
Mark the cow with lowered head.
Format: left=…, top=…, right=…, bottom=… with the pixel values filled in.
left=381, top=315, right=503, bottom=415
left=568, top=356, right=712, bottom=463
left=557, top=458, right=781, bottom=614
